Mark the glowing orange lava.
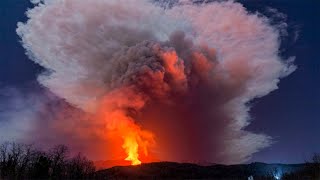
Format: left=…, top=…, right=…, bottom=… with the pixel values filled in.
left=97, top=88, right=156, bottom=166
left=120, top=119, right=155, bottom=165
left=103, top=111, right=155, bottom=166
left=122, top=132, right=141, bottom=165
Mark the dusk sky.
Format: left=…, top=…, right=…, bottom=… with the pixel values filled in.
left=0, top=0, right=319, bottom=165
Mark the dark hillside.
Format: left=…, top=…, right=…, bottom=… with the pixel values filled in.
left=95, top=162, right=304, bottom=179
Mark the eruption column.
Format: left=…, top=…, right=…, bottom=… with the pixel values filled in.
left=15, top=0, right=296, bottom=165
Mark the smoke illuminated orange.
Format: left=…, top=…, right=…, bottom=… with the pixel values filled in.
left=118, top=118, right=154, bottom=165
left=98, top=89, right=155, bottom=166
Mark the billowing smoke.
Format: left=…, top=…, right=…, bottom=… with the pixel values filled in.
left=12, top=0, right=295, bottom=164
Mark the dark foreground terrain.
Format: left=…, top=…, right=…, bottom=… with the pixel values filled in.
left=96, top=162, right=306, bottom=179
left=1, top=142, right=319, bottom=179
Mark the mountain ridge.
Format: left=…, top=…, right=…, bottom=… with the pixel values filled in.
left=95, top=161, right=304, bottom=179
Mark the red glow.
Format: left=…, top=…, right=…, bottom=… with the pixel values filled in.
left=95, top=88, right=156, bottom=166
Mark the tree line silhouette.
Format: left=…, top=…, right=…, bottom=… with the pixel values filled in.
left=281, top=153, right=320, bottom=179
left=0, top=142, right=95, bottom=179
left=1, top=141, right=319, bottom=179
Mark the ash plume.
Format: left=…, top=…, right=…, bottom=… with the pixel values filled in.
left=10, top=0, right=296, bottom=164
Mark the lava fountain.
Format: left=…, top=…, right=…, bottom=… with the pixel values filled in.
left=97, top=88, right=156, bottom=165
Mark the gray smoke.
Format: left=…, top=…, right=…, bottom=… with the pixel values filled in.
left=3, top=0, right=297, bottom=164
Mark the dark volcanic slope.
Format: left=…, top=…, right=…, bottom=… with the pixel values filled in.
left=95, top=162, right=304, bottom=179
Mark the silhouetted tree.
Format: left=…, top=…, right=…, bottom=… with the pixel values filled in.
left=29, top=150, right=51, bottom=178
left=312, top=153, right=320, bottom=163
left=49, top=145, right=69, bottom=178
left=67, top=153, right=96, bottom=179
left=282, top=153, right=320, bottom=179
left=0, top=142, right=95, bottom=179
left=0, top=142, right=29, bottom=178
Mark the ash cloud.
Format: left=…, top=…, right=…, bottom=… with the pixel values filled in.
left=9, top=0, right=296, bottom=164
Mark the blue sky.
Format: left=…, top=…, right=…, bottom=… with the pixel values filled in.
left=244, top=0, right=320, bottom=163
left=0, top=0, right=319, bottom=163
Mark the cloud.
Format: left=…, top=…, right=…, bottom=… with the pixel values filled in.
left=11, top=0, right=296, bottom=164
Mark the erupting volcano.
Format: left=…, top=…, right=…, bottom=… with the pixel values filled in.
left=14, top=0, right=295, bottom=166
